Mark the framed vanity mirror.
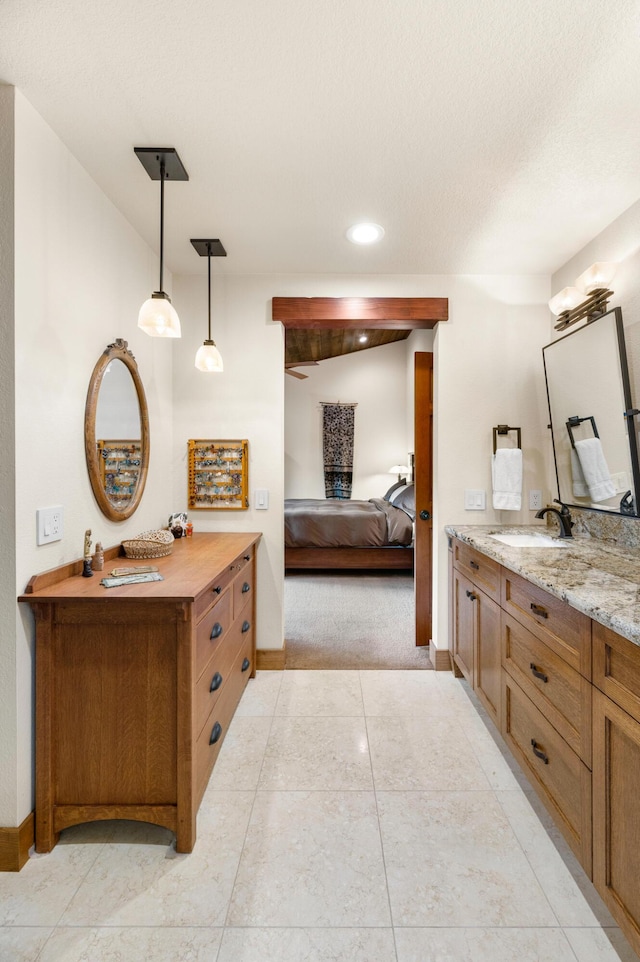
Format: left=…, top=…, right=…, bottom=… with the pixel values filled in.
left=543, top=306, right=640, bottom=517
left=84, top=339, right=150, bottom=521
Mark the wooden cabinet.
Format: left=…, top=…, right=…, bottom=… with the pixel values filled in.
left=592, top=623, right=640, bottom=957
left=19, top=532, right=260, bottom=855
left=452, top=543, right=501, bottom=726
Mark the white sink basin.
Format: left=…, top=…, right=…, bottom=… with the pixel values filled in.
left=488, top=532, right=570, bottom=548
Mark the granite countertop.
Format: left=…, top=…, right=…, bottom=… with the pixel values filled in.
left=445, top=524, right=640, bottom=647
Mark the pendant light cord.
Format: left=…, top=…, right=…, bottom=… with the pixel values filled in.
left=159, top=159, right=165, bottom=292
left=207, top=242, right=212, bottom=341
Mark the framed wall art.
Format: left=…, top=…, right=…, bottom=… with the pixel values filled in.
left=188, top=439, right=249, bottom=510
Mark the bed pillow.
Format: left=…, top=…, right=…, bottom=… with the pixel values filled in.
left=389, top=483, right=415, bottom=520
left=382, top=479, right=407, bottom=501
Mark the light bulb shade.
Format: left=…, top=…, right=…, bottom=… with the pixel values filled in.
left=575, top=261, right=617, bottom=295
left=138, top=292, right=181, bottom=337
left=195, top=340, right=224, bottom=373
left=389, top=464, right=410, bottom=475
left=548, top=286, right=584, bottom=316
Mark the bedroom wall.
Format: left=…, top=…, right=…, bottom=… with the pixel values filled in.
left=284, top=340, right=411, bottom=501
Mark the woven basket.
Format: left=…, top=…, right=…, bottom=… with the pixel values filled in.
left=121, top=529, right=174, bottom=559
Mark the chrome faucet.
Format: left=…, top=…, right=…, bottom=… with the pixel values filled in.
left=535, top=501, right=574, bottom=538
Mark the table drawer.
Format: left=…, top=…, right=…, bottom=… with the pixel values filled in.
left=453, top=540, right=501, bottom=602
left=502, top=612, right=592, bottom=766
left=195, top=588, right=232, bottom=679
left=194, top=633, right=242, bottom=739
left=593, top=621, right=640, bottom=720
left=502, top=674, right=592, bottom=874
left=502, top=569, right=591, bottom=678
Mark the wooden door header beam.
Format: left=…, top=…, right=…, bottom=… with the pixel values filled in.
left=272, top=296, right=448, bottom=329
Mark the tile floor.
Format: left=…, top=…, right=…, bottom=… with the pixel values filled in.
left=1, top=669, right=639, bottom=962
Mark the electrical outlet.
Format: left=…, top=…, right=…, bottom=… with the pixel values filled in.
left=36, top=505, right=64, bottom=545
left=529, top=489, right=543, bottom=510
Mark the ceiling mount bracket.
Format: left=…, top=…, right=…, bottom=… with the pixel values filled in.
left=134, top=147, right=189, bottom=181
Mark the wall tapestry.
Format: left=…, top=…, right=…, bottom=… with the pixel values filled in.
left=322, top=402, right=356, bottom=499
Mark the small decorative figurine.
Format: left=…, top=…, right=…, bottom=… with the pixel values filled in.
left=168, top=512, right=188, bottom=538
left=92, top=541, right=104, bottom=571
left=82, top=529, right=94, bottom=578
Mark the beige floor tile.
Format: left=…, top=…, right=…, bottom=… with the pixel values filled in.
left=218, top=927, right=397, bottom=962
left=0, top=927, right=53, bottom=961
left=258, top=716, right=373, bottom=790
left=565, top=927, right=640, bottom=962
left=227, top=790, right=390, bottom=926
left=275, top=670, right=364, bottom=716
left=38, top=927, right=223, bottom=961
left=367, top=716, right=491, bottom=791
left=234, top=670, right=284, bottom=716
left=377, top=790, right=558, bottom=927
left=204, top=715, right=272, bottom=791
left=394, top=927, right=576, bottom=961
left=360, top=669, right=477, bottom=716
left=58, top=793, right=254, bottom=927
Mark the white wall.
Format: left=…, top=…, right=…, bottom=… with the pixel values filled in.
left=285, top=340, right=411, bottom=500
left=8, top=90, right=174, bottom=825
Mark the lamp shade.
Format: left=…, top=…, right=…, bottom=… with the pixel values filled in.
left=195, top=340, right=224, bottom=373
left=548, top=286, right=584, bottom=316
left=389, top=464, right=409, bottom=477
left=138, top=293, right=181, bottom=338
left=575, top=261, right=617, bottom=295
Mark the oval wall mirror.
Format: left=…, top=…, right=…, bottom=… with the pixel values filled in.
left=84, top=339, right=150, bottom=521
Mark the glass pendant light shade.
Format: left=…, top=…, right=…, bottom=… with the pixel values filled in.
left=138, top=292, right=181, bottom=337
left=195, top=340, right=224, bottom=372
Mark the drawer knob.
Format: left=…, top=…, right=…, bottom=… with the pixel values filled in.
left=530, top=602, right=548, bottom=619
left=529, top=662, right=548, bottom=683
left=242, top=582, right=251, bottom=594
left=210, top=622, right=223, bottom=640
left=469, top=560, right=480, bottom=570
left=241, top=620, right=251, bottom=633
left=212, top=586, right=222, bottom=595
left=210, top=671, right=223, bottom=692
left=244, top=554, right=251, bottom=561
left=465, top=590, right=477, bottom=601
left=530, top=738, right=549, bottom=764
left=209, top=722, right=223, bottom=745
left=241, top=657, right=251, bottom=672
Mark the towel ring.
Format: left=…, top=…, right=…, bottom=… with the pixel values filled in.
left=566, top=415, right=599, bottom=450
left=492, top=425, right=521, bottom=455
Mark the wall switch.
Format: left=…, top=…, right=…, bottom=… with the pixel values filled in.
left=36, top=505, right=64, bottom=545
left=529, top=489, right=543, bottom=510
left=464, top=489, right=486, bottom=510
left=254, top=488, right=269, bottom=510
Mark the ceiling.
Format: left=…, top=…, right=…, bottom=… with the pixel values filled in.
left=2, top=1, right=640, bottom=279
left=286, top=328, right=410, bottom=369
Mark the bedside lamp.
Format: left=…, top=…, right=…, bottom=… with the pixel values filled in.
left=389, top=464, right=410, bottom=482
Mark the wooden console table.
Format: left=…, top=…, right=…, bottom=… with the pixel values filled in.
left=19, top=531, right=260, bottom=854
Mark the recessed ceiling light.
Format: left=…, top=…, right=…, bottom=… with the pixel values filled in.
left=346, top=223, right=385, bottom=244
left=358, top=334, right=368, bottom=343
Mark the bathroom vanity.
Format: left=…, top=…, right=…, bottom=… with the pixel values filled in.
left=447, top=525, right=640, bottom=956
left=19, top=532, right=260, bottom=855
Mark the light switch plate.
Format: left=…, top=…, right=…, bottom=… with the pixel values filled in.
left=254, top=488, right=269, bottom=510
left=36, top=505, right=64, bottom=545
left=464, top=489, right=486, bottom=510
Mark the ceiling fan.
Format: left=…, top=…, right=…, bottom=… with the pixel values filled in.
left=285, top=361, right=319, bottom=379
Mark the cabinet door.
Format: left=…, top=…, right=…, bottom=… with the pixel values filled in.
left=452, top=569, right=475, bottom=684
left=593, top=689, right=640, bottom=957
left=475, top=590, right=501, bottom=726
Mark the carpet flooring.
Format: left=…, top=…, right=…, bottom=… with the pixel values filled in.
left=284, top=570, right=432, bottom=669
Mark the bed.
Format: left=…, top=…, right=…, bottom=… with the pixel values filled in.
left=285, top=482, right=415, bottom=570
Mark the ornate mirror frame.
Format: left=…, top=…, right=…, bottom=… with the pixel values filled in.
left=84, top=339, right=150, bottom=522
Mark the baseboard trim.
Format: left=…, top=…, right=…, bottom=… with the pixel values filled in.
left=0, top=811, right=34, bottom=872
left=256, top=645, right=286, bottom=670
left=430, top=646, right=453, bottom=672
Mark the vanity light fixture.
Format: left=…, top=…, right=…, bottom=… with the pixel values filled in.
left=389, top=464, right=410, bottom=482
left=135, top=147, right=189, bottom=338
left=346, top=222, right=385, bottom=244
left=548, top=261, right=618, bottom=331
left=191, top=238, right=226, bottom=372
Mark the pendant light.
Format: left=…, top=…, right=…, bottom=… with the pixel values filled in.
left=134, top=147, right=189, bottom=337
left=191, top=238, right=227, bottom=372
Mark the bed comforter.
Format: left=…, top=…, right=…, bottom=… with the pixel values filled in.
left=284, top=498, right=413, bottom=549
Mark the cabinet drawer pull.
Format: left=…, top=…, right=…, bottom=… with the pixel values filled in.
left=530, top=738, right=549, bottom=764
left=529, top=662, right=548, bottom=683
left=241, top=620, right=251, bottom=633
left=244, top=554, right=251, bottom=561
left=212, top=586, right=222, bottom=595
left=209, top=722, right=222, bottom=745
left=530, top=602, right=548, bottom=619
left=210, top=622, right=223, bottom=640
left=465, top=590, right=477, bottom=601
left=241, top=582, right=251, bottom=594
left=469, top=560, right=480, bottom=570
left=241, top=657, right=251, bottom=672
left=209, top=672, right=223, bottom=692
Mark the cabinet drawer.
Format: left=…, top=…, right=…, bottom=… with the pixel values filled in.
left=195, top=588, right=232, bottom=680
left=502, top=569, right=591, bottom=678
left=195, top=637, right=254, bottom=803
left=453, top=540, right=500, bottom=602
left=502, top=674, right=592, bottom=874
left=193, top=547, right=255, bottom=622
left=593, top=621, right=640, bottom=720
left=502, top=612, right=592, bottom=766
left=194, top=632, right=242, bottom=739
left=234, top=565, right=254, bottom=618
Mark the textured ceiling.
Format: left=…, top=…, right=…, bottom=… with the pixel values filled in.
left=2, top=0, right=640, bottom=278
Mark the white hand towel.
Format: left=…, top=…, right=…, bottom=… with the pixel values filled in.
left=570, top=448, right=589, bottom=499
left=574, top=437, right=616, bottom=503
left=492, top=448, right=522, bottom=510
